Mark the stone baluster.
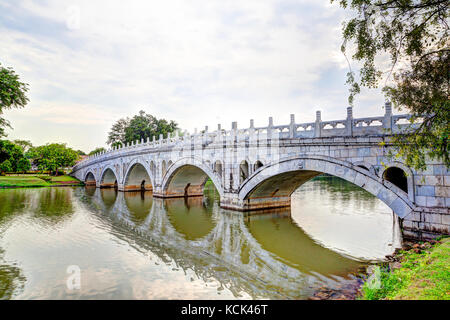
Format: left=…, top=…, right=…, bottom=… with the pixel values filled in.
left=289, top=114, right=295, bottom=138
left=314, top=111, right=322, bottom=138
left=383, top=101, right=393, bottom=131
left=346, top=106, right=353, bottom=136
left=268, top=117, right=273, bottom=137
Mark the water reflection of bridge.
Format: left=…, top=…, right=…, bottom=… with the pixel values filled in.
left=81, top=187, right=363, bottom=299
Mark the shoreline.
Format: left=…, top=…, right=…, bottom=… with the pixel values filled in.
left=0, top=183, right=84, bottom=189
left=309, top=237, right=449, bottom=300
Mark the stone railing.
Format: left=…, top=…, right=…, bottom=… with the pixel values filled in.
left=73, top=102, right=419, bottom=170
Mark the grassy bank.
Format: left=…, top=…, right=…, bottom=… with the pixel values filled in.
left=0, top=175, right=82, bottom=188
left=360, top=237, right=449, bottom=300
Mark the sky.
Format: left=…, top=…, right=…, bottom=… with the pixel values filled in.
left=0, top=0, right=389, bottom=152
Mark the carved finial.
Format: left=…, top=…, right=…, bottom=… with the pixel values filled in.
left=268, top=117, right=273, bottom=127
left=385, top=101, right=392, bottom=115
left=250, top=119, right=254, bottom=128
left=347, top=106, right=353, bottom=119
left=232, top=122, right=237, bottom=130
left=290, top=114, right=295, bottom=124
left=316, top=111, right=321, bottom=122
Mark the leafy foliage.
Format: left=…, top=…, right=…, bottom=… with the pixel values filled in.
left=361, top=238, right=450, bottom=300
left=332, top=0, right=449, bottom=170
left=88, top=147, right=106, bottom=156
left=107, top=110, right=179, bottom=147
left=26, top=143, right=78, bottom=175
left=0, top=63, right=29, bottom=137
left=0, top=140, right=30, bottom=174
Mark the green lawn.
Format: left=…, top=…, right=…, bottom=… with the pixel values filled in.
left=0, top=175, right=82, bottom=188
left=361, top=237, right=450, bottom=300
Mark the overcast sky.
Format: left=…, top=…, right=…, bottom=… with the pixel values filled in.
left=0, top=0, right=389, bottom=152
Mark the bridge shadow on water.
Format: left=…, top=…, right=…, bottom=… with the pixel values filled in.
left=79, top=177, right=398, bottom=299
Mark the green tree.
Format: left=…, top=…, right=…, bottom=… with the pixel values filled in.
left=107, top=110, right=179, bottom=147
left=0, top=159, right=12, bottom=174
left=0, top=63, right=29, bottom=137
left=76, top=150, right=86, bottom=156
left=88, top=147, right=106, bottom=156
left=107, top=118, right=129, bottom=148
left=0, top=140, right=30, bottom=173
left=27, top=143, right=78, bottom=175
left=332, top=0, right=449, bottom=170
left=13, top=139, right=33, bottom=152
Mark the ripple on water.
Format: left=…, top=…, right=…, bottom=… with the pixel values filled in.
left=0, top=178, right=402, bottom=299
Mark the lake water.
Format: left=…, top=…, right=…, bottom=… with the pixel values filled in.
left=0, top=176, right=402, bottom=300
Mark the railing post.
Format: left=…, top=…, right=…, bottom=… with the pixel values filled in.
left=268, top=117, right=273, bottom=137
left=314, top=111, right=322, bottom=138
left=289, top=114, right=295, bottom=138
left=384, top=101, right=393, bottom=131
left=346, top=106, right=353, bottom=136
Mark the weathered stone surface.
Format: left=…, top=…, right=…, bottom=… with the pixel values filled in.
left=71, top=106, right=449, bottom=240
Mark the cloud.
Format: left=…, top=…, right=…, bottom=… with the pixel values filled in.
left=0, top=0, right=388, bottom=151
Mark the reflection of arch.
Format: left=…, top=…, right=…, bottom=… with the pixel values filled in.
left=160, top=157, right=224, bottom=199
left=239, top=156, right=415, bottom=218
left=381, top=161, right=414, bottom=202
left=100, top=166, right=118, bottom=188
left=164, top=197, right=216, bottom=241
left=240, top=160, right=249, bottom=184
left=84, top=171, right=96, bottom=186
left=124, top=191, right=153, bottom=224
left=123, top=159, right=153, bottom=192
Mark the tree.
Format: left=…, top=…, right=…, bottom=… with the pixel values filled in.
left=0, top=140, right=30, bottom=173
left=332, top=0, right=449, bottom=170
left=27, top=143, right=78, bottom=175
left=0, top=63, right=29, bottom=137
left=88, top=147, right=106, bottom=156
left=76, top=150, right=86, bottom=156
left=0, top=159, right=12, bottom=174
left=107, top=118, right=129, bottom=148
left=107, top=110, right=179, bottom=147
left=13, top=139, right=33, bottom=152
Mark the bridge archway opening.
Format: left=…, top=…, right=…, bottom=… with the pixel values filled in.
left=238, top=158, right=413, bottom=218
left=240, top=161, right=249, bottom=184
left=124, top=163, right=153, bottom=192
left=254, top=160, right=264, bottom=172
left=383, top=167, right=408, bottom=193
left=85, top=172, right=96, bottom=186
left=100, top=168, right=118, bottom=189
left=163, top=164, right=220, bottom=199
left=243, top=170, right=322, bottom=210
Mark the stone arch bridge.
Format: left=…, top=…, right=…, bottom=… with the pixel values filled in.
left=71, top=103, right=449, bottom=240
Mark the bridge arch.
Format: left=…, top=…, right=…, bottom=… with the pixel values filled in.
left=160, top=157, right=224, bottom=199
left=381, top=161, right=415, bottom=202
left=123, top=158, right=154, bottom=192
left=84, top=170, right=97, bottom=186
left=99, top=166, right=118, bottom=188
left=238, top=156, right=415, bottom=218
